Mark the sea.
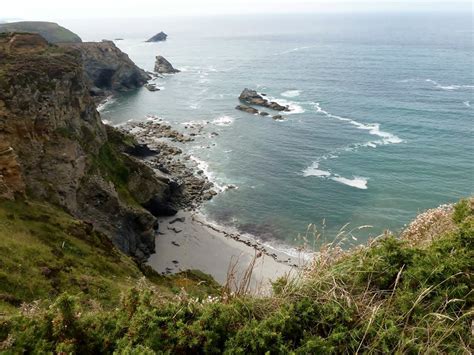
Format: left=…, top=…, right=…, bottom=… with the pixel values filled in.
left=62, top=12, right=473, bottom=250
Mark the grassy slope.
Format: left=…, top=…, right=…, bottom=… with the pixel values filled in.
left=0, top=199, right=472, bottom=353
left=0, top=22, right=82, bottom=43
left=0, top=199, right=220, bottom=316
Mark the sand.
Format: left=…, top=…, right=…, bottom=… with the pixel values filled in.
left=147, top=211, right=308, bottom=294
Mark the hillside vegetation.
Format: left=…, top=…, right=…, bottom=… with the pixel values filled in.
left=0, top=199, right=472, bottom=353
left=0, top=22, right=82, bottom=43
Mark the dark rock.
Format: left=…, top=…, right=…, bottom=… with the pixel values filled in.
left=124, top=143, right=159, bottom=158
left=239, top=88, right=290, bottom=112
left=235, top=104, right=258, bottom=114
left=143, top=197, right=178, bottom=217
left=62, top=40, right=151, bottom=93
left=146, top=31, right=167, bottom=42
left=154, top=55, right=180, bottom=74
left=169, top=217, right=185, bottom=224
left=259, top=111, right=269, bottom=116
left=171, top=241, right=180, bottom=246
left=273, top=115, right=284, bottom=120
left=145, top=83, right=160, bottom=91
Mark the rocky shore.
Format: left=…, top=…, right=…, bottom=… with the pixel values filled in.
left=117, top=117, right=307, bottom=287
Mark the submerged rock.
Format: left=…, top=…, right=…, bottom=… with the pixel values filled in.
left=146, top=31, right=168, bottom=42
left=145, top=83, right=160, bottom=91
left=154, top=55, right=180, bottom=74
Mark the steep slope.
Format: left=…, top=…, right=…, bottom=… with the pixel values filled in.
left=64, top=41, right=150, bottom=96
left=0, top=32, right=173, bottom=260
left=0, top=21, right=82, bottom=43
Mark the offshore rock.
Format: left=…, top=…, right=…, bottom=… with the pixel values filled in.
left=239, top=88, right=290, bottom=112
left=154, top=55, right=180, bottom=74
left=146, top=31, right=168, bottom=42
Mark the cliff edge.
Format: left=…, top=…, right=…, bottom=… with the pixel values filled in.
left=0, top=33, right=173, bottom=261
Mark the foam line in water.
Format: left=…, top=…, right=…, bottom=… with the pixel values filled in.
left=313, top=102, right=403, bottom=145
left=330, top=176, right=368, bottom=190
left=463, top=101, right=471, bottom=108
left=426, top=79, right=474, bottom=91
left=302, top=162, right=331, bottom=177
left=97, top=96, right=115, bottom=113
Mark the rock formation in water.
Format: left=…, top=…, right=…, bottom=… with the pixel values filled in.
left=146, top=31, right=168, bottom=42
left=0, top=33, right=176, bottom=261
left=154, top=55, right=180, bottom=74
left=238, top=88, right=290, bottom=112
left=63, top=40, right=151, bottom=97
left=0, top=21, right=82, bottom=43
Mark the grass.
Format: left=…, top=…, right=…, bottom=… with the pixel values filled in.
left=0, top=198, right=471, bottom=353
left=0, top=199, right=220, bottom=317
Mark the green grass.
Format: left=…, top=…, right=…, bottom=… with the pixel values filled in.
left=0, top=199, right=471, bottom=353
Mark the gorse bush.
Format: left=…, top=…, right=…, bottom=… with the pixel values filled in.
left=0, top=199, right=472, bottom=354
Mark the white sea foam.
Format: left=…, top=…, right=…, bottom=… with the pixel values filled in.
left=270, top=97, right=305, bottom=115
left=313, top=102, right=403, bottom=145
left=463, top=101, right=471, bottom=107
left=212, top=115, right=234, bottom=126
left=277, top=46, right=313, bottom=55
left=426, top=79, right=474, bottom=91
left=189, top=156, right=229, bottom=192
left=281, top=90, right=302, bottom=98
left=302, top=162, right=331, bottom=177
left=97, top=96, right=115, bottom=113
left=331, top=176, right=368, bottom=190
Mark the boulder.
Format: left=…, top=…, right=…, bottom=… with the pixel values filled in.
left=146, top=31, right=168, bottom=42
left=154, top=55, right=180, bottom=74
left=235, top=104, right=258, bottom=114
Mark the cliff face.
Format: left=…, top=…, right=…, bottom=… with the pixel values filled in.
left=64, top=41, right=150, bottom=96
left=0, top=33, right=172, bottom=261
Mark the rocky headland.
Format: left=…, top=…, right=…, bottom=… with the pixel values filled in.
left=0, top=21, right=82, bottom=43
left=0, top=32, right=174, bottom=261
left=63, top=40, right=151, bottom=99
left=146, top=31, right=168, bottom=42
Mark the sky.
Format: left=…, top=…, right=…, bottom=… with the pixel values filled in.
left=2, top=0, right=471, bottom=20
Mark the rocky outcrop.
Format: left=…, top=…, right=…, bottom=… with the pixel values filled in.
left=238, top=88, right=290, bottom=112
left=154, top=55, right=180, bottom=74
left=0, top=21, right=82, bottom=43
left=235, top=104, right=258, bottom=114
left=0, top=33, right=175, bottom=261
left=146, top=32, right=167, bottom=42
left=63, top=40, right=150, bottom=97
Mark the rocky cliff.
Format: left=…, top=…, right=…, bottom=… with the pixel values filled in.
left=0, top=21, right=82, bottom=43
left=0, top=33, right=174, bottom=261
left=64, top=40, right=150, bottom=97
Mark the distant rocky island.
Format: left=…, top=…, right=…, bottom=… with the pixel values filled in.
left=146, top=31, right=168, bottom=42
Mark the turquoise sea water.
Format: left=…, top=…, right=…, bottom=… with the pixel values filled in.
left=65, top=12, right=473, bottom=247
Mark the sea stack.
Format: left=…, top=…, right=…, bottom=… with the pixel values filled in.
left=146, top=31, right=168, bottom=42
left=154, top=55, right=180, bottom=74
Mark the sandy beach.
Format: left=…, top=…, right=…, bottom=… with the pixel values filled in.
left=147, top=210, right=308, bottom=294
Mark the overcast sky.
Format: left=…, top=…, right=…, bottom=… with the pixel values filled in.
left=2, top=0, right=471, bottom=20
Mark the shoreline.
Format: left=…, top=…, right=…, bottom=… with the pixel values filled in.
left=117, top=116, right=309, bottom=292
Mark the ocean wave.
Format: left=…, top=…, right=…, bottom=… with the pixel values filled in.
left=270, top=97, right=305, bottom=115
left=212, top=115, right=234, bottom=126
left=277, top=46, right=314, bottom=55
left=281, top=90, right=302, bottom=98
left=426, top=79, right=474, bottom=91
left=189, top=156, right=230, bottom=192
left=330, top=176, right=368, bottom=190
left=97, top=96, right=115, bottom=113
left=302, top=162, right=331, bottom=177
left=463, top=101, right=471, bottom=108
left=313, top=102, right=403, bottom=145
